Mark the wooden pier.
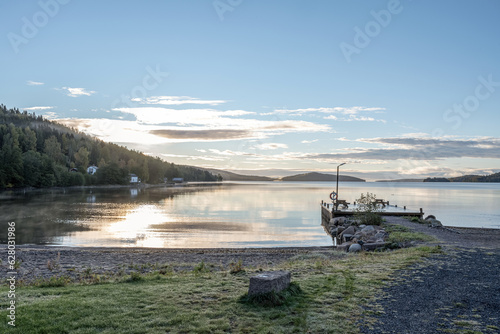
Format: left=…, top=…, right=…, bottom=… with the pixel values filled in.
left=321, top=201, right=424, bottom=222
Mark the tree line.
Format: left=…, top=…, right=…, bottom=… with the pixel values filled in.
left=0, top=104, right=220, bottom=189
left=424, top=172, right=500, bottom=183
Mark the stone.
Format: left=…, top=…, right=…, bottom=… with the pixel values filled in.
left=361, top=225, right=376, bottom=234
left=428, top=219, right=442, bottom=228
left=329, top=227, right=338, bottom=237
left=337, top=226, right=345, bottom=235
left=341, top=225, right=356, bottom=236
left=374, top=231, right=388, bottom=240
left=348, top=243, right=362, bottom=253
left=248, top=271, right=291, bottom=296
left=359, top=224, right=366, bottom=229
left=333, top=217, right=347, bottom=225
left=342, top=234, right=354, bottom=243
left=424, top=215, right=436, bottom=221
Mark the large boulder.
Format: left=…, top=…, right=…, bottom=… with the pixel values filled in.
left=248, top=271, right=291, bottom=296
left=348, top=243, right=362, bottom=253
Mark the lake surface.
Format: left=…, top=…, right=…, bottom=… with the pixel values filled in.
left=1, top=182, right=499, bottom=248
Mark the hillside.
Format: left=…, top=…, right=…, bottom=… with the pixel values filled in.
left=280, top=172, right=365, bottom=182
left=424, top=172, right=500, bottom=183
left=376, top=179, right=424, bottom=182
left=203, top=168, right=274, bottom=181
left=0, top=104, right=217, bottom=189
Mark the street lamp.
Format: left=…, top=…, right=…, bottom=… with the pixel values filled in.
left=335, top=162, right=346, bottom=210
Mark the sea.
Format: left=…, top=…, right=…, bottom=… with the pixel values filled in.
left=1, top=181, right=499, bottom=248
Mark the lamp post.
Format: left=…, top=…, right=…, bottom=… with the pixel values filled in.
left=335, top=162, right=346, bottom=210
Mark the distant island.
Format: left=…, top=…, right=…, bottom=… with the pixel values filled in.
left=279, top=172, right=365, bottom=182
left=376, top=179, right=424, bottom=182
left=424, top=172, right=500, bottom=183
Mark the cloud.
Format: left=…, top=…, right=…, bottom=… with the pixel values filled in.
left=23, top=106, right=54, bottom=111
left=27, top=80, right=44, bottom=86
left=43, top=112, right=59, bottom=119
left=113, top=107, right=254, bottom=125
left=131, top=96, right=226, bottom=106
left=273, top=106, right=386, bottom=115
left=253, top=143, right=288, bottom=150
left=302, top=139, right=319, bottom=144
left=324, top=115, right=386, bottom=122
left=60, top=87, right=96, bottom=97
left=302, top=137, right=500, bottom=161
left=150, top=129, right=251, bottom=141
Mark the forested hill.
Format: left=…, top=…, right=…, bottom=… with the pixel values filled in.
left=424, top=172, right=500, bottom=183
left=0, top=105, right=218, bottom=189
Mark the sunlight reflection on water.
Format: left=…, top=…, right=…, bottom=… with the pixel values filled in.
left=0, top=181, right=498, bottom=248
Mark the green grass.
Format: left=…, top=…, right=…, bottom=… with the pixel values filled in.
left=0, top=246, right=441, bottom=333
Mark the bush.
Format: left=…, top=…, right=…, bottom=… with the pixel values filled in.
left=354, top=192, right=382, bottom=225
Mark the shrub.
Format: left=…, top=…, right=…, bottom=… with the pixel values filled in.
left=354, top=192, right=383, bottom=225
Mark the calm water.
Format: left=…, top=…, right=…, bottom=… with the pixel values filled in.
left=1, top=182, right=499, bottom=248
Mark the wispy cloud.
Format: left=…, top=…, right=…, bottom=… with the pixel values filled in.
left=324, top=115, right=386, bottom=122
left=26, top=80, right=44, bottom=86
left=60, top=87, right=96, bottom=97
left=301, top=139, right=319, bottom=144
left=131, top=96, right=226, bottom=106
left=23, top=106, right=54, bottom=111
left=273, top=106, right=386, bottom=116
left=253, top=143, right=288, bottom=150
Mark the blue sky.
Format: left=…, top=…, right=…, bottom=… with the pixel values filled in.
left=1, top=0, right=499, bottom=180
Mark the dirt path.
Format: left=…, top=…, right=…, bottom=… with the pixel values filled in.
left=361, top=217, right=500, bottom=334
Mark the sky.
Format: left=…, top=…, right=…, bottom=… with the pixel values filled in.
left=1, top=0, right=499, bottom=180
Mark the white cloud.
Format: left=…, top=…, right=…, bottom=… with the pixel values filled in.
left=274, top=106, right=386, bottom=115
left=113, top=107, right=254, bottom=125
left=23, top=106, right=54, bottom=111
left=131, top=96, right=226, bottom=106
left=43, top=112, right=59, bottom=119
left=301, top=139, right=318, bottom=144
left=253, top=143, right=289, bottom=150
left=27, top=80, right=44, bottom=86
left=61, top=87, right=96, bottom=97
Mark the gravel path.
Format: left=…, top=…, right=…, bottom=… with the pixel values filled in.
left=361, top=217, right=500, bottom=334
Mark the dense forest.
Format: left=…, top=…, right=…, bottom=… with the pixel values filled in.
left=0, top=104, right=219, bottom=189
left=424, top=172, right=500, bottom=183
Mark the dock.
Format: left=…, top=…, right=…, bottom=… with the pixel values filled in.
left=321, top=201, right=424, bottom=222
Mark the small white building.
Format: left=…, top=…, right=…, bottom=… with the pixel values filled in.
left=130, top=174, right=139, bottom=183
left=87, top=165, right=98, bottom=175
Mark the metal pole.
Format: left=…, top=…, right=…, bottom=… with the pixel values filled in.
left=335, top=162, right=346, bottom=211
left=336, top=165, right=339, bottom=210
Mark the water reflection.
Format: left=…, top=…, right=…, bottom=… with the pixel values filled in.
left=1, top=182, right=498, bottom=248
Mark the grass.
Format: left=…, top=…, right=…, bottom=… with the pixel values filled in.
left=0, top=246, right=442, bottom=333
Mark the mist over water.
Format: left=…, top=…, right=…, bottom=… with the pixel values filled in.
left=1, top=182, right=498, bottom=248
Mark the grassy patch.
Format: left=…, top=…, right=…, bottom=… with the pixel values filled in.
left=0, top=246, right=442, bottom=333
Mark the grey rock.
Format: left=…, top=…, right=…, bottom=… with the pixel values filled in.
left=248, top=271, right=291, bottom=296
left=348, top=243, right=362, bottom=253
left=341, top=226, right=356, bottom=236
left=428, top=219, right=442, bottom=228
left=333, top=217, right=347, bottom=225
left=361, top=225, right=376, bottom=235
left=342, top=234, right=354, bottom=242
